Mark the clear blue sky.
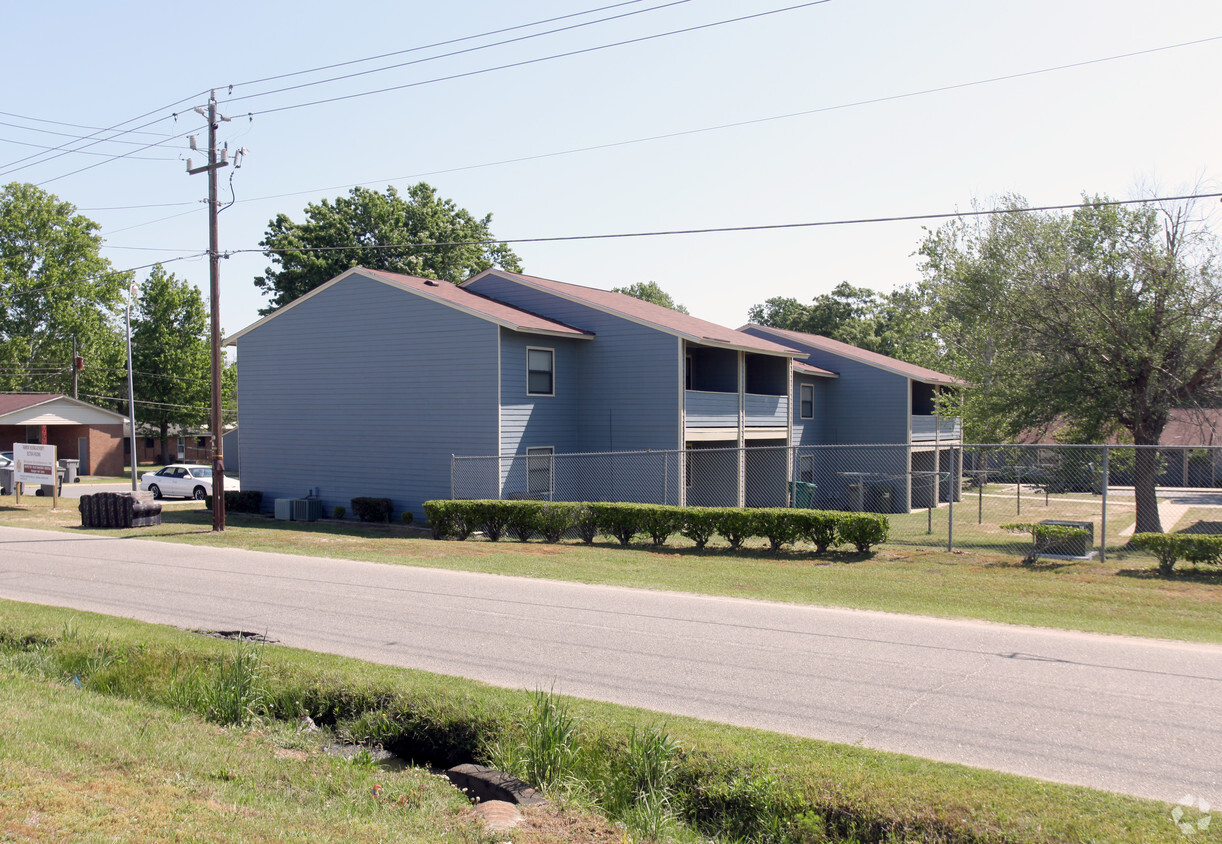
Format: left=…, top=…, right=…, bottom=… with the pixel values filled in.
left=5, top=0, right=1221, bottom=336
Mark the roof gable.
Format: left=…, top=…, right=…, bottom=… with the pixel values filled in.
left=740, top=324, right=963, bottom=386
left=0, top=393, right=127, bottom=425
left=464, top=269, right=802, bottom=357
left=226, top=267, right=592, bottom=345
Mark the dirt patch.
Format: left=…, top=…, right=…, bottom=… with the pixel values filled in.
left=190, top=630, right=277, bottom=643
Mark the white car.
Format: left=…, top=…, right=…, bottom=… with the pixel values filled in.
left=139, top=464, right=239, bottom=500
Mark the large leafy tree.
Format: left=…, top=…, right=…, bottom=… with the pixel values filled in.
left=918, top=195, right=1222, bottom=533
left=747, top=281, right=935, bottom=360
left=0, top=182, right=127, bottom=398
left=131, top=265, right=211, bottom=464
left=612, top=280, right=689, bottom=313
left=254, top=183, right=522, bottom=314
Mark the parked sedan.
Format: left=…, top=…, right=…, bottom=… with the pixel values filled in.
left=139, top=464, right=239, bottom=500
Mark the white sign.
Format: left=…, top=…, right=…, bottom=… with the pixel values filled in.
left=14, top=443, right=57, bottom=486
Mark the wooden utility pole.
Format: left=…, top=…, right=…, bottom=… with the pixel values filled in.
left=188, top=91, right=229, bottom=531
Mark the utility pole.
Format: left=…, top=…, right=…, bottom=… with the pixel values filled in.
left=71, top=337, right=78, bottom=400
left=188, top=91, right=229, bottom=531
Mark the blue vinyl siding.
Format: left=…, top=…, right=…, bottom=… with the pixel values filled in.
left=467, top=274, right=681, bottom=453
left=235, top=273, right=498, bottom=518
left=792, top=375, right=825, bottom=445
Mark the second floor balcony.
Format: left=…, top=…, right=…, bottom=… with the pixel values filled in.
left=685, top=390, right=788, bottom=428
left=912, top=415, right=962, bottom=442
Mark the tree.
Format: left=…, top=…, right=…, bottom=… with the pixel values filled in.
left=746, top=281, right=933, bottom=359
left=918, top=194, right=1222, bottom=533
left=131, top=265, right=211, bottom=464
left=611, top=281, right=689, bottom=313
left=254, top=183, right=522, bottom=314
left=0, top=182, right=128, bottom=399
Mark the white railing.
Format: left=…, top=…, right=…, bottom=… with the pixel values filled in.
left=912, top=415, right=962, bottom=442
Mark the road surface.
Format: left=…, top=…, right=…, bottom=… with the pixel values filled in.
left=0, top=525, right=1218, bottom=803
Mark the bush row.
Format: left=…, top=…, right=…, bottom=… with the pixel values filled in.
left=202, top=490, right=263, bottom=513
left=422, top=500, right=889, bottom=553
left=1130, top=532, right=1222, bottom=574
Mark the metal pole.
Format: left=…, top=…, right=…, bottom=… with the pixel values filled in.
left=450, top=455, right=455, bottom=500
left=1100, top=446, right=1109, bottom=564
left=125, top=290, right=138, bottom=492
left=947, top=446, right=955, bottom=552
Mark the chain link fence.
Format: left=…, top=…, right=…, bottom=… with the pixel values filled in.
left=452, top=444, right=1222, bottom=560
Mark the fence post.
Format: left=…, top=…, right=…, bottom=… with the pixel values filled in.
left=1100, top=445, right=1108, bottom=564
left=450, top=455, right=455, bottom=500
left=948, top=446, right=955, bottom=552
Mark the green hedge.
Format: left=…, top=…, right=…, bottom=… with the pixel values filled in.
left=1131, top=532, right=1222, bottom=574
left=202, top=490, right=263, bottom=514
left=350, top=497, right=393, bottom=523
left=422, top=499, right=889, bottom=555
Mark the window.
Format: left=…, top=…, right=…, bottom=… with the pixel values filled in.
left=176, top=438, right=186, bottom=460
left=799, top=454, right=814, bottom=483
left=527, top=347, right=554, bottom=396
left=799, top=383, right=814, bottom=419
left=144, top=438, right=155, bottom=449
left=527, top=446, right=553, bottom=496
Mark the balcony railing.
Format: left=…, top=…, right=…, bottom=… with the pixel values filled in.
left=912, top=415, right=962, bottom=442
left=685, top=391, right=788, bottom=427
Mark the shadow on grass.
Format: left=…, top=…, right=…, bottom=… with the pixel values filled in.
left=624, top=543, right=876, bottom=564
left=1178, top=520, right=1222, bottom=535
left=982, top=558, right=1075, bottom=572
left=1116, top=567, right=1222, bottom=585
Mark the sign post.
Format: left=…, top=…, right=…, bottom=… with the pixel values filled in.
left=14, top=443, right=58, bottom=509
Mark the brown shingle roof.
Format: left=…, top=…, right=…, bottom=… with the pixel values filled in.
left=0, top=394, right=60, bottom=414
left=740, top=324, right=963, bottom=386
left=793, top=360, right=838, bottom=378
left=468, top=270, right=804, bottom=357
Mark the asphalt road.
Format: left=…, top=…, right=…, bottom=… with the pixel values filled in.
left=1, top=524, right=1218, bottom=803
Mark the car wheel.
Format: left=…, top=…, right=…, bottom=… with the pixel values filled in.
left=148, top=484, right=162, bottom=500
left=193, top=486, right=207, bottom=500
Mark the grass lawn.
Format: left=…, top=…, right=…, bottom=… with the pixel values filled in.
left=2, top=496, right=1220, bottom=644
left=0, top=600, right=1200, bottom=844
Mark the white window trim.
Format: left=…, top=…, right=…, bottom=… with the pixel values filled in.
left=526, top=346, right=555, bottom=397
left=799, top=383, right=814, bottom=419
left=526, top=446, right=554, bottom=496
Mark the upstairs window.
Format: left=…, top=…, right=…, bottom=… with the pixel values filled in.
left=799, top=383, right=814, bottom=419
left=527, top=347, right=554, bottom=396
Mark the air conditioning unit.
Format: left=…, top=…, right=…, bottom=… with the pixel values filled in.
left=274, top=498, right=294, bottom=520
left=292, top=498, right=323, bottom=522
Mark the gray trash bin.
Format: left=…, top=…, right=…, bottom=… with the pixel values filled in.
left=0, top=467, right=12, bottom=495
left=37, top=466, right=66, bottom=497
left=59, top=458, right=80, bottom=484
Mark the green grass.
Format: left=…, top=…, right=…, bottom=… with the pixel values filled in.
left=0, top=600, right=1203, bottom=844
left=3, top=496, right=1220, bottom=643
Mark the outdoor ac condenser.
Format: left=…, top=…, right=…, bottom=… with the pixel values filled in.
left=291, top=498, right=322, bottom=522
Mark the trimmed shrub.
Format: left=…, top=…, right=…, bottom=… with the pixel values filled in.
left=711, top=509, right=757, bottom=550
left=680, top=508, right=719, bottom=550
left=537, top=502, right=579, bottom=543
left=574, top=505, right=599, bottom=545
left=838, top=513, right=889, bottom=553
left=422, top=500, right=475, bottom=541
left=1002, top=522, right=1091, bottom=564
left=639, top=505, right=683, bottom=547
left=471, top=501, right=509, bottom=542
left=803, top=511, right=841, bottom=554
left=1131, top=532, right=1222, bottom=574
left=202, top=490, right=263, bottom=514
left=332, top=505, right=346, bottom=520
left=753, top=509, right=805, bottom=552
left=351, top=497, right=393, bottom=523
left=400, top=510, right=414, bottom=525
left=507, top=501, right=543, bottom=542
left=590, top=503, right=644, bottom=547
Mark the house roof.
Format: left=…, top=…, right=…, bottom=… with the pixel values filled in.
left=739, top=324, right=964, bottom=386
left=1025, top=410, right=1222, bottom=447
left=0, top=393, right=127, bottom=426
left=226, top=267, right=592, bottom=345
left=464, top=270, right=805, bottom=358
left=793, top=360, right=838, bottom=378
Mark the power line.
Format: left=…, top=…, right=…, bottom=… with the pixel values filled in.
left=0, top=118, right=182, bottom=149
left=0, top=110, right=174, bottom=138
left=0, top=134, right=178, bottom=161
left=242, top=2, right=832, bottom=118
left=237, top=191, right=1222, bottom=256
left=0, top=254, right=206, bottom=297
left=228, top=0, right=658, bottom=90
left=224, top=0, right=693, bottom=106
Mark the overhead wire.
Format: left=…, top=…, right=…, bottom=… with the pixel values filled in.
left=240, top=1, right=833, bottom=118
left=0, top=254, right=207, bottom=297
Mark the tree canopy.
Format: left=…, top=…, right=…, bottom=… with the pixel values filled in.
left=747, top=281, right=934, bottom=361
left=918, top=194, right=1222, bottom=532
left=612, top=281, right=689, bottom=313
left=254, top=183, right=522, bottom=314
left=131, top=265, right=212, bottom=463
left=0, top=182, right=128, bottom=398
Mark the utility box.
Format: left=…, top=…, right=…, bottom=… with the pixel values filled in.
left=869, top=484, right=893, bottom=513
left=274, top=498, right=294, bottom=520
left=846, top=483, right=864, bottom=512
left=1038, top=519, right=1094, bottom=557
